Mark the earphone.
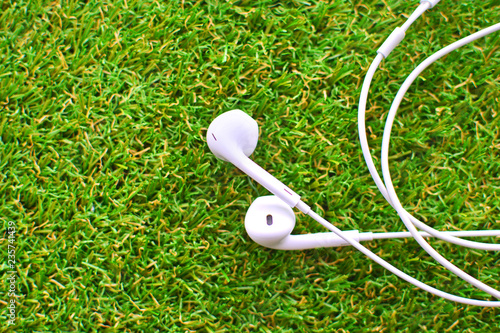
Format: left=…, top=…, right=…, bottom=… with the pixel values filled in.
left=207, top=1, right=500, bottom=306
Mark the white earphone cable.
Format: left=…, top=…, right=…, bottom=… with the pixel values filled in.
left=353, top=4, right=500, bottom=304
left=365, top=229, right=500, bottom=241
left=359, top=18, right=500, bottom=252
left=210, top=1, right=500, bottom=306
left=379, top=22, right=500, bottom=297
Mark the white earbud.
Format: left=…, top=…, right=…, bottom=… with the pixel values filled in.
left=206, top=109, right=259, bottom=162
left=245, top=196, right=360, bottom=250
left=207, top=110, right=307, bottom=211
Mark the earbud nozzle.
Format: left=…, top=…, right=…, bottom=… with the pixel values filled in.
left=245, top=196, right=296, bottom=247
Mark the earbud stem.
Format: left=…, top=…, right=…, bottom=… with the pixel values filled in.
left=230, top=152, right=302, bottom=209
left=267, top=230, right=361, bottom=250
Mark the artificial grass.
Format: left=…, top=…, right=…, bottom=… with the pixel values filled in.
left=0, top=0, right=499, bottom=331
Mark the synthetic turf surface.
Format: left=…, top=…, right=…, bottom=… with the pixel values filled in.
left=1, top=0, right=500, bottom=332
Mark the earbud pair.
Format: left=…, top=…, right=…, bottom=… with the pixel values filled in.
left=207, top=110, right=360, bottom=250
left=206, top=110, right=500, bottom=306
